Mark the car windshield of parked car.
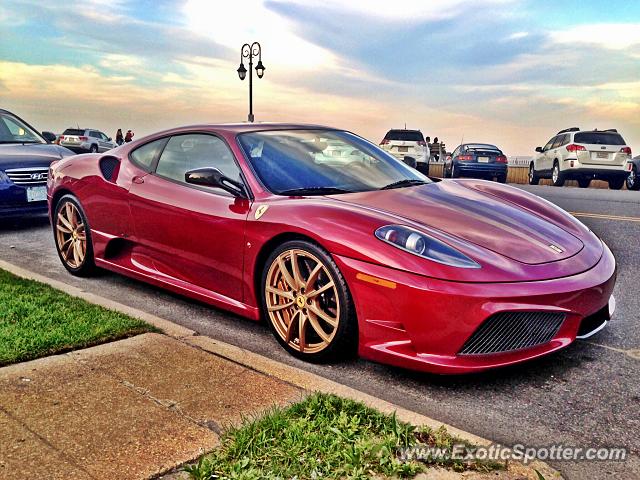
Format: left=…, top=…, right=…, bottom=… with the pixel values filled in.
left=238, top=129, right=430, bottom=195
left=0, top=113, right=45, bottom=144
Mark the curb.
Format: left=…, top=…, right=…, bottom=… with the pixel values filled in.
left=0, top=259, right=562, bottom=478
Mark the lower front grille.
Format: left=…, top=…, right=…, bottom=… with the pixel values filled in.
left=458, top=311, right=566, bottom=355
left=5, top=167, right=49, bottom=185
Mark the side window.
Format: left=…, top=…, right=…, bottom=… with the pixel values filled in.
left=452, top=147, right=460, bottom=157
left=561, top=134, right=570, bottom=146
left=543, top=136, right=557, bottom=151
left=89, top=131, right=98, bottom=138
left=551, top=135, right=564, bottom=149
left=155, top=134, right=241, bottom=189
left=130, top=138, right=167, bottom=171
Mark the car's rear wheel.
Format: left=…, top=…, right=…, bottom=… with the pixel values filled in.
left=496, top=174, right=507, bottom=183
left=451, top=164, right=460, bottom=178
left=528, top=164, right=539, bottom=185
left=578, top=178, right=591, bottom=188
left=89, top=144, right=98, bottom=153
left=54, top=195, right=96, bottom=276
left=626, top=166, right=639, bottom=191
left=261, top=240, right=356, bottom=362
left=608, top=177, right=625, bottom=190
left=551, top=161, right=565, bottom=187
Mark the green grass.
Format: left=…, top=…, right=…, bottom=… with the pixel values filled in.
left=185, top=393, right=504, bottom=480
left=0, top=268, right=155, bottom=366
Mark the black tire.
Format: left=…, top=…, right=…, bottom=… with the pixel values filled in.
left=261, top=240, right=357, bottom=363
left=528, top=163, right=540, bottom=185
left=577, top=178, right=591, bottom=188
left=626, top=166, right=640, bottom=191
left=608, top=177, right=625, bottom=190
left=53, top=194, right=97, bottom=276
left=451, top=163, right=460, bottom=178
left=89, top=144, right=98, bottom=153
left=496, top=174, right=507, bottom=183
left=551, top=161, right=565, bottom=187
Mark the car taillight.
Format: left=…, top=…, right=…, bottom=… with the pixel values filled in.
left=79, top=136, right=88, bottom=141
left=58, top=136, right=65, bottom=141
left=417, top=140, right=426, bottom=146
left=620, top=147, right=632, bottom=155
left=496, top=155, right=508, bottom=163
left=566, top=144, right=586, bottom=152
left=458, top=155, right=473, bottom=161
left=380, top=139, right=389, bottom=145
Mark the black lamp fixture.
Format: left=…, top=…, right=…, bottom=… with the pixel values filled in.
left=237, top=42, right=265, bottom=122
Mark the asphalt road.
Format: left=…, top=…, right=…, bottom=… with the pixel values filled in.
left=1, top=184, right=639, bottom=479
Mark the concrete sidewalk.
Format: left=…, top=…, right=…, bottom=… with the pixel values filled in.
left=0, top=333, right=302, bottom=479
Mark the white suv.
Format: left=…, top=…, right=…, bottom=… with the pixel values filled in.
left=380, top=129, right=429, bottom=175
left=529, top=128, right=631, bottom=189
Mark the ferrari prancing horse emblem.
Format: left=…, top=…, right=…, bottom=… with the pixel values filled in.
left=255, top=205, right=269, bottom=220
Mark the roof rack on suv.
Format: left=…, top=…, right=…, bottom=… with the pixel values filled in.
left=557, top=127, right=580, bottom=134
left=603, top=129, right=618, bottom=133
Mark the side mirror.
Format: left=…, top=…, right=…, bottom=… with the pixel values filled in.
left=535, top=146, right=543, bottom=153
left=108, top=137, right=112, bottom=141
left=42, top=131, right=57, bottom=143
left=185, top=167, right=247, bottom=198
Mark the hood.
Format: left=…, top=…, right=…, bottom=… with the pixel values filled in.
left=0, top=143, right=74, bottom=170
left=335, top=180, right=584, bottom=265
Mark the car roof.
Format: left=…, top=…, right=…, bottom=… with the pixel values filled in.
left=143, top=122, right=339, bottom=138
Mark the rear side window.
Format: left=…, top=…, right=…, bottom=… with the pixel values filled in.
left=63, top=129, right=85, bottom=136
left=384, top=130, right=424, bottom=142
left=551, top=135, right=566, bottom=149
left=130, top=138, right=167, bottom=171
left=574, top=132, right=625, bottom=145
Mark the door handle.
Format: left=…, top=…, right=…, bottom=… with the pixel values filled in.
left=132, top=175, right=145, bottom=184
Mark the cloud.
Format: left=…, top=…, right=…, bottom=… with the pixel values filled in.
left=551, top=23, right=640, bottom=50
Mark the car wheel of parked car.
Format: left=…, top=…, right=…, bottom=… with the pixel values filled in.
left=578, top=178, right=591, bottom=188
left=608, top=177, right=625, bottom=190
left=551, top=161, right=565, bottom=187
left=528, top=164, right=540, bottom=185
left=626, top=166, right=640, bottom=191
left=451, top=164, right=460, bottom=178
left=53, top=195, right=96, bottom=276
left=261, top=240, right=357, bottom=362
left=89, top=144, right=98, bottom=153
left=496, top=174, right=507, bottom=184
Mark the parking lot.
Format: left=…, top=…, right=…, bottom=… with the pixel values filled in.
left=1, top=183, right=638, bottom=480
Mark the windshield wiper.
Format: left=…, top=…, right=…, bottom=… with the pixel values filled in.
left=277, top=187, right=354, bottom=196
left=381, top=179, right=428, bottom=190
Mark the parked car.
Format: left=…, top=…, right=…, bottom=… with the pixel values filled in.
left=625, top=155, right=640, bottom=191
left=58, top=128, right=117, bottom=153
left=529, top=128, right=631, bottom=189
left=380, top=129, right=429, bottom=174
left=0, top=109, right=73, bottom=217
left=444, top=143, right=508, bottom=182
left=48, top=123, right=616, bottom=374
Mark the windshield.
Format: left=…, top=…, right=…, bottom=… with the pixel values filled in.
left=238, top=129, right=430, bottom=195
left=0, top=112, right=45, bottom=144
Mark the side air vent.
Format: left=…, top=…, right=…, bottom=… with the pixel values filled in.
left=458, top=311, right=566, bottom=355
left=99, top=156, right=120, bottom=182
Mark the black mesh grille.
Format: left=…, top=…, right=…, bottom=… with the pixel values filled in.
left=458, top=311, right=566, bottom=355
left=99, top=156, right=119, bottom=181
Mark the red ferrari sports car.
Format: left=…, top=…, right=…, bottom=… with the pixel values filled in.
left=47, top=124, right=616, bottom=374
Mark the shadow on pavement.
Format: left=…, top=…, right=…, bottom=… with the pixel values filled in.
left=0, top=214, right=50, bottom=231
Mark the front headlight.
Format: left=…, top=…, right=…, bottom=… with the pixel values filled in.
left=0, top=171, right=9, bottom=184
left=375, top=225, right=480, bottom=269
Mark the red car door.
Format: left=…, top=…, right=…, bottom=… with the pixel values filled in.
left=127, top=133, right=251, bottom=303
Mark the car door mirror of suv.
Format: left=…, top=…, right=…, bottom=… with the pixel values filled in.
left=42, top=131, right=57, bottom=143
left=535, top=146, right=543, bottom=153
left=185, top=167, right=247, bottom=198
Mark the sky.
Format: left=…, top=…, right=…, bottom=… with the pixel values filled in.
left=1, top=0, right=639, bottom=155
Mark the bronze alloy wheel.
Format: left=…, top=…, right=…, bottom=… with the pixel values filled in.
left=265, top=248, right=341, bottom=355
left=56, top=201, right=87, bottom=269
left=54, top=195, right=95, bottom=276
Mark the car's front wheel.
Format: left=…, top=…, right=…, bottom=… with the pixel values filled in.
left=54, top=195, right=96, bottom=276
left=261, top=240, right=357, bottom=362
left=626, top=166, right=639, bottom=191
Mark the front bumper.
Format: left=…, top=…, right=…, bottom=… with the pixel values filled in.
left=334, top=244, right=616, bottom=374
left=0, top=183, right=49, bottom=217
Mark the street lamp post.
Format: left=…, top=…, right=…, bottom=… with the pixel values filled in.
left=237, top=42, right=265, bottom=122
